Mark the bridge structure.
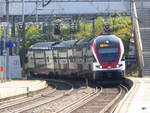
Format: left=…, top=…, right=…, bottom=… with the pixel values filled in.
left=0, top=0, right=131, bottom=22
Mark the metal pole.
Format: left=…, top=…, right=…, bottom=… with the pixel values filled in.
left=3, top=26, right=6, bottom=82
left=36, top=0, right=38, bottom=22
left=11, top=16, right=16, bottom=55
left=11, top=16, right=15, bottom=38
left=22, top=0, right=24, bottom=22
left=5, top=0, right=10, bottom=81
left=83, top=19, right=86, bottom=32
left=86, top=78, right=88, bottom=88
left=77, top=18, right=80, bottom=32
left=16, top=33, right=19, bottom=55
left=92, top=18, right=95, bottom=37
left=22, top=0, right=26, bottom=77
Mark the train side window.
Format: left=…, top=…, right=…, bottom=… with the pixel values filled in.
left=70, top=56, right=74, bottom=62
left=63, top=64, right=67, bottom=70
left=89, top=64, right=91, bottom=71
left=53, top=57, right=57, bottom=63
left=78, top=64, right=82, bottom=71
left=47, top=56, right=49, bottom=62
left=84, top=55, right=86, bottom=62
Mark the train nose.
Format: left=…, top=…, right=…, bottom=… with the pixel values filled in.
left=100, top=62, right=118, bottom=68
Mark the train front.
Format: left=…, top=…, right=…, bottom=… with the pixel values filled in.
left=92, top=35, right=125, bottom=80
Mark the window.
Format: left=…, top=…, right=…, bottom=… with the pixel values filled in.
left=98, top=48, right=118, bottom=54
left=98, top=47, right=119, bottom=62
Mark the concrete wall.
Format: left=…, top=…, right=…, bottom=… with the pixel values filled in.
left=0, top=56, right=22, bottom=79
left=0, top=80, right=48, bottom=99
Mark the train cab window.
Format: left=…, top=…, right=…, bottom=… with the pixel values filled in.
left=98, top=48, right=118, bottom=54
left=98, top=48, right=119, bottom=62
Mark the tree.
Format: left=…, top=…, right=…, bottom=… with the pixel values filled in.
left=0, top=27, right=3, bottom=38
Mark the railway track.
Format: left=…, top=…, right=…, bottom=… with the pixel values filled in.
left=70, top=83, right=128, bottom=113
left=25, top=80, right=96, bottom=113
left=0, top=78, right=129, bottom=113
left=0, top=79, right=73, bottom=113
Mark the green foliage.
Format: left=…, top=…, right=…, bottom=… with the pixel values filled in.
left=74, top=22, right=93, bottom=40
left=60, top=24, right=70, bottom=36
left=21, top=16, right=132, bottom=56
left=112, top=16, right=132, bottom=55
left=74, top=16, right=132, bottom=55
left=0, top=27, right=3, bottom=38
left=25, top=24, right=43, bottom=49
left=26, top=24, right=42, bottom=39
left=95, top=17, right=104, bottom=35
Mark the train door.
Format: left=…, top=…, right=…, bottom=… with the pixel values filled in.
left=45, top=50, right=54, bottom=69
left=34, top=50, right=45, bottom=69
left=27, top=51, right=35, bottom=68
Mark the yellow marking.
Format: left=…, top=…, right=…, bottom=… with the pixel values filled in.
left=100, top=44, right=109, bottom=47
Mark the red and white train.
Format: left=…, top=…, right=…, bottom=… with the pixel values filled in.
left=92, top=35, right=125, bottom=80
left=27, top=34, right=125, bottom=80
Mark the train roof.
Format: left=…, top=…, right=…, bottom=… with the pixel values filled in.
left=29, top=40, right=78, bottom=50
left=53, top=40, right=77, bottom=48
left=29, top=42, right=59, bottom=50
left=96, top=35, right=119, bottom=40
left=95, top=35, right=120, bottom=44
left=75, top=37, right=94, bottom=46
left=29, top=35, right=120, bottom=50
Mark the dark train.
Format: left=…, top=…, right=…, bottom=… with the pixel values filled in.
left=27, top=34, right=125, bottom=80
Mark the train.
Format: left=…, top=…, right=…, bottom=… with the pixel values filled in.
left=27, top=34, right=125, bottom=80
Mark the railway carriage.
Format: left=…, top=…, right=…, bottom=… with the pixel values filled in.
left=27, top=34, right=125, bottom=80
left=92, top=35, right=125, bottom=80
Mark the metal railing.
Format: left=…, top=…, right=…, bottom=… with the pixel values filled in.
left=131, top=0, right=144, bottom=77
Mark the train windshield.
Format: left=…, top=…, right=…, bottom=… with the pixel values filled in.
left=98, top=48, right=119, bottom=62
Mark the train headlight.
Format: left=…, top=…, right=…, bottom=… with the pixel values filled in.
left=119, top=64, right=123, bottom=67
left=107, top=66, right=111, bottom=69
left=117, top=64, right=123, bottom=67
left=96, top=65, right=102, bottom=68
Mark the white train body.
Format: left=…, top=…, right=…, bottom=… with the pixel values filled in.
left=27, top=35, right=125, bottom=80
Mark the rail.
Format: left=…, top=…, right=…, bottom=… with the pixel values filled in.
left=131, top=0, right=144, bottom=77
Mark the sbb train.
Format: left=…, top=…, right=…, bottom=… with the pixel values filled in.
left=27, top=35, right=125, bottom=80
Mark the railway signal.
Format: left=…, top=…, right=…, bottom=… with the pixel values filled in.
left=54, top=23, right=61, bottom=35
left=18, top=23, right=24, bottom=31
left=17, top=23, right=25, bottom=37
left=103, top=22, right=110, bottom=33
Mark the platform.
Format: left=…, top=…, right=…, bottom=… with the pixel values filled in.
left=115, top=77, right=150, bottom=113
left=0, top=80, right=48, bottom=99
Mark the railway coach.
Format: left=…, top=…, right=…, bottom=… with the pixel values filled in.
left=27, top=34, right=125, bottom=80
